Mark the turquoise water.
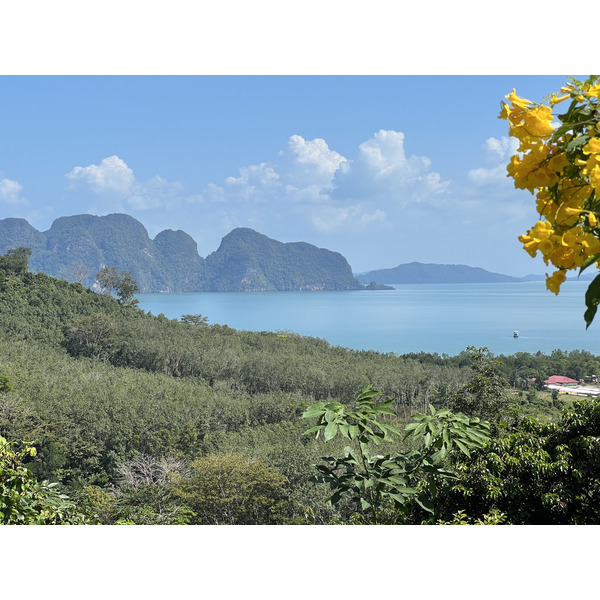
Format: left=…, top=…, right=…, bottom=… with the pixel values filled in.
left=136, top=281, right=600, bottom=357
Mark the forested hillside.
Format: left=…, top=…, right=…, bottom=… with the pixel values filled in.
left=3, top=248, right=600, bottom=524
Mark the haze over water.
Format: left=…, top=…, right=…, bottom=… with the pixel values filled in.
left=137, top=281, right=600, bottom=357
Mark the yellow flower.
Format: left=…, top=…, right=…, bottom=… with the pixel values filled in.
left=523, top=106, right=555, bottom=137
left=519, top=221, right=556, bottom=258
left=581, top=232, right=600, bottom=257
left=549, top=245, right=576, bottom=269
left=588, top=212, right=598, bottom=228
left=536, top=192, right=558, bottom=221
left=506, top=89, right=533, bottom=110
left=548, top=152, right=569, bottom=174
left=546, top=270, right=567, bottom=295
left=530, top=220, right=554, bottom=241
left=527, top=166, right=558, bottom=190
left=585, top=83, right=600, bottom=99
left=550, top=93, right=570, bottom=106
left=590, top=165, right=600, bottom=193
left=498, top=102, right=511, bottom=120
left=556, top=199, right=585, bottom=227
left=583, top=137, right=600, bottom=155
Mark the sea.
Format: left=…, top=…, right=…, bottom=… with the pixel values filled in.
left=136, top=280, right=600, bottom=358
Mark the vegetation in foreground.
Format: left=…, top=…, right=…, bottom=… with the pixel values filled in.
left=3, top=248, right=600, bottom=524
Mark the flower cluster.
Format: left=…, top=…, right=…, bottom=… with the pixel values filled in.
left=500, top=76, right=600, bottom=324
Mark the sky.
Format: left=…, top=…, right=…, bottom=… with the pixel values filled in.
left=0, top=74, right=580, bottom=277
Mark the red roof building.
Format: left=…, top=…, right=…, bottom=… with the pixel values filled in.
left=545, top=375, right=580, bottom=386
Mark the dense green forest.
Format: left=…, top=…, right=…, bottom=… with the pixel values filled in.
left=3, top=247, right=600, bottom=524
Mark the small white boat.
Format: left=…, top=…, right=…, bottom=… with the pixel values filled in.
left=513, top=330, right=519, bottom=338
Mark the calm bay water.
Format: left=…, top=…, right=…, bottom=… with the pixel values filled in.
left=137, top=281, right=600, bottom=357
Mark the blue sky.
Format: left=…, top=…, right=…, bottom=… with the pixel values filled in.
left=0, top=75, right=576, bottom=276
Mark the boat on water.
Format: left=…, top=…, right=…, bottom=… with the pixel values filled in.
left=513, top=330, right=519, bottom=338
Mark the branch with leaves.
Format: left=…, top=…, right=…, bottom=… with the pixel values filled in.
left=302, top=385, right=490, bottom=524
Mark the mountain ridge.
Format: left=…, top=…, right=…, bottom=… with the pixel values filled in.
left=0, top=214, right=361, bottom=293
left=355, top=261, right=523, bottom=285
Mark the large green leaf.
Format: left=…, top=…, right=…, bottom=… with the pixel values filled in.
left=301, top=403, right=326, bottom=418
left=454, top=438, right=471, bottom=457
left=324, top=422, right=338, bottom=441
left=415, top=495, right=434, bottom=514
left=584, top=274, right=600, bottom=328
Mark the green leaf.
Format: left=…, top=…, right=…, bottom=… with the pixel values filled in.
left=580, top=254, right=600, bottom=276
left=566, top=134, right=590, bottom=156
left=415, top=495, right=434, bottom=514
left=584, top=274, right=600, bottom=329
left=356, top=385, right=382, bottom=403
left=324, top=422, right=338, bottom=441
left=454, top=438, right=471, bottom=457
left=301, top=403, right=327, bottom=418
left=324, top=409, right=337, bottom=424
left=303, top=425, right=324, bottom=437
left=386, top=475, right=409, bottom=486
left=360, top=498, right=372, bottom=510
left=442, top=427, right=450, bottom=444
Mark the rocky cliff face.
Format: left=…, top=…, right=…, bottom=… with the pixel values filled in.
left=202, top=227, right=362, bottom=291
left=0, top=215, right=363, bottom=292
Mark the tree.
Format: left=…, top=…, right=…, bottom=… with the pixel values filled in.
left=171, top=453, right=289, bottom=524
left=501, top=75, right=600, bottom=326
left=114, top=271, right=140, bottom=307
left=65, top=313, right=119, bottom=360
left=70, top=262, right=90, bottom=284
left=95, top=267, right=139, bottom=307
left=302, top=385, right=490, bottom=524
left=181, top=314, right=209, bottom=327
left=95, top=266, right=120, bottom=297
left=445, top=346, right=511, bottom=424
left=0, top=247, right=32, bottom=277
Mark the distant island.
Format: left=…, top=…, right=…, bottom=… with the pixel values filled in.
left=363, top=281, right=395, bottom=290
left=356, top=262, right=526, bottom=285
left=0, top=214, right=363, bottom=293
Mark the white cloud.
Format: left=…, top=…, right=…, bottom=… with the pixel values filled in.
left=0, top=178, right=26, bottom=205
left=467, top=163, right=509, bottom=187
left=203, top=130, right=446, bottom=216
left=332, top=129, right=449, bottom=204
left=466, top=136, right=520, bottom=188
left=279, top=135, right=346, bottom=188
left=483, top=136, right=519, bottom=161
left=224, top=162, right=280, bottom=199
left=67, top=155, right=135, bottom=197
left=65, top=155, right=193, bottom=216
